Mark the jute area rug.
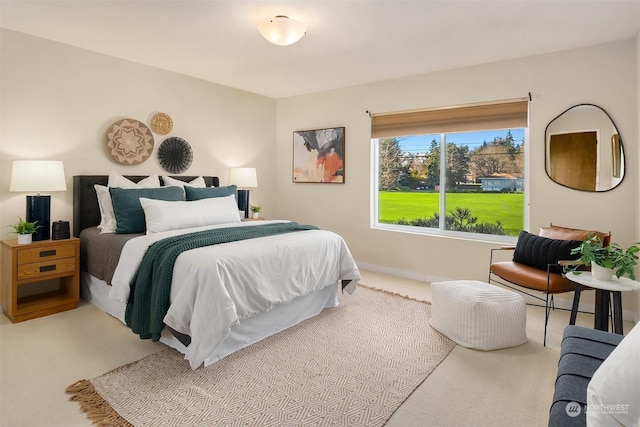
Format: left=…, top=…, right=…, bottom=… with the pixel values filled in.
left=67, top=286, right=456, bottom=426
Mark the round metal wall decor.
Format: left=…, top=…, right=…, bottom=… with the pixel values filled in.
left=149, top=112, right=173, bottom=135
left=105, top=118, right=154, bottom=165
left=158, top=137, right=193, bottom=173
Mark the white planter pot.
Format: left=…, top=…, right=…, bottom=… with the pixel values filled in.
left=17, top=234, right=32, bottom=245
left=251, top=212, right=260, bottom=219
left=591, top=261, right=614, bottom=281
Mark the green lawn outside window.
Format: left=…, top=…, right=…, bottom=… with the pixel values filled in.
left=378, top=191, right=524, bottom=236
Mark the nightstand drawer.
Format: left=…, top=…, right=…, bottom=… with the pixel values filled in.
left=17, top=243, right=76, bottom=264
left=17, top=258, right=76, bottom=281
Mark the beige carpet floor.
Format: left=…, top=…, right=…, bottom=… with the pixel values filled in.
left=4, top=269, right=630, bottom=427
left=66, top=286, right=456, bottom=426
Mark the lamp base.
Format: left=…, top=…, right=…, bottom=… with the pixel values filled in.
left=26, top=195, right=50, bottom=241
left=237, top=189, right=250, bottom=219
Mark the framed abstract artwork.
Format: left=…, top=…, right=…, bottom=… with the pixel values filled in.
left=293, top=127, right=345, bottom=183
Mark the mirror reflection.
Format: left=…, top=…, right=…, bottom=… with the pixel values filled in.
left=545, top=104, right=624, bottom=192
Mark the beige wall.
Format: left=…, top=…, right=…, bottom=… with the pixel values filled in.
left=636, top=30, right=640, bottom=318
left=0, top=29, right=276, bottom=241
left=274, top=39, right=639, bottom=320
left=1, top=30, right=638, bottom=320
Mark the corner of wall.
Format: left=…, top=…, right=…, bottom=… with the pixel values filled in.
left=635, top=30, right=640, bottom=322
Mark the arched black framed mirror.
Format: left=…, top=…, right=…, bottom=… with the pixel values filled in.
left=545, top=104, right=624, bottom=192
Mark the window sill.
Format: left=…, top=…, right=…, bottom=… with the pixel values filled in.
left=371, top=222, right=517, bottom=245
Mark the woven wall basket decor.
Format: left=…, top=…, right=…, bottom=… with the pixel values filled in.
left=149, top=112, right=173, bottom=135
left=158, top=136, right=193, bottom=174
left=105, top=118, right=154, bottom=165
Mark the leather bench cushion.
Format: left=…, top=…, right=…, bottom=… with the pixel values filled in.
left=490, top=261, right=576, bottom=293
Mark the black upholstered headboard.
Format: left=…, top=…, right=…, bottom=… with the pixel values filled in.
left=72, top=175, right=220, bottom=237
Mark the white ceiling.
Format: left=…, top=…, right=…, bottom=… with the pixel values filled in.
left=1, top=1, right=639, bottom=99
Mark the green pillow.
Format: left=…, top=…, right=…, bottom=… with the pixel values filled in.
left=110, top=186, right=184, bottom=234
left=185, top=185, right=237, bottom=201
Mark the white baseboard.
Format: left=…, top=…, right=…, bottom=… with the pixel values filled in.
left=519, top=292, right=639, bottom=325
left=356, top=261, right=639, bottom=325
left=356, top=261, right=451, bottom=284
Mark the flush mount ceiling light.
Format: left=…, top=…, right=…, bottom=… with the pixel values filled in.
left=258, top=15, right=306, bottom=46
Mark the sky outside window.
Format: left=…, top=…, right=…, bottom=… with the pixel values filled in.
left=398, top=129, right=525, bottom=153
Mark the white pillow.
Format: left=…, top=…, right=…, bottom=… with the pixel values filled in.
left=95, top=173, right=162, bottom=233
left=139, top=195, right=241, bottom=234
left=108, top=171, right=160, bottom=189
left=95, top=184, right=117, bottom=233
left=587, top=322, right=640, bottom=426
left=162, top=175, right=206, bottom=188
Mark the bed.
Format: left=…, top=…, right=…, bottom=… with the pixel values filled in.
left=73, top=174, right=360, bottom=369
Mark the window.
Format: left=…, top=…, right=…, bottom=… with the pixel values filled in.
left=372, top=99, right=528, bottom=241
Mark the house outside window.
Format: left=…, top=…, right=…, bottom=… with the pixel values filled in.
left=371, top=99, right=529, bottom=242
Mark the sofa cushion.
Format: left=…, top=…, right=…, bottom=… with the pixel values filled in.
left=548, top=326, right=624, bottom=427
left=557, top=353, right=607, bottom=380
left=560, top=336, right=624, bottom=361
left=561, top=325, right=624, bottom=347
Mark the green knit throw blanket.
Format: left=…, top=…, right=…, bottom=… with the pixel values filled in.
left=125, top=222, right=318, bottom=341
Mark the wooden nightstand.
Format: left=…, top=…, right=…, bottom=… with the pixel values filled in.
left=243, top=217, right=265, bottom=221
left=1, top=237, right=80, bottom=322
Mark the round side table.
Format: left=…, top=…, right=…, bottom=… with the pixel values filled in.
left=565, top=271, right=640, bottom=334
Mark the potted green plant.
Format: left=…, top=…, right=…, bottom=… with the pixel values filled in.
left=567, top=233, right=640, bottom=281
left=8, top=217, right=41, bottom=245
left=250, top=205, right=262, bottom=219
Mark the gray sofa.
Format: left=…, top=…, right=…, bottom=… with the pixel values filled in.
left=548, top=325, right=624, bottom=427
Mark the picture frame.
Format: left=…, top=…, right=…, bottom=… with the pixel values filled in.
left=293, top=127, right=345, bottom=183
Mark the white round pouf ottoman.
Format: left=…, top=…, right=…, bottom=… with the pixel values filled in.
left=429, top=280, right=527, bottom=350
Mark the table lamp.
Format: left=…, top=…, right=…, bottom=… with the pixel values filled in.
left=229, top=167, right=258, bottom=219
left=10, top=160, right=67, bottom=241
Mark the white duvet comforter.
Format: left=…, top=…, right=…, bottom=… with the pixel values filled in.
left=109, top=220, right=360, bottom=368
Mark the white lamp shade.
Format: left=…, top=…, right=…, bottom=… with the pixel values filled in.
left=229, top=167, right=258, bottom=188
left=258, top=16, right=306, bottom=46
left=10, top=160, right=67, bottom=192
